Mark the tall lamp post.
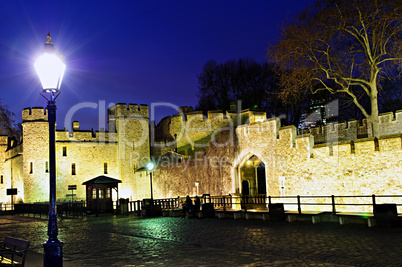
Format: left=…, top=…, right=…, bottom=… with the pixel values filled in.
left=145, top=161, right=155, bottom=215
left=34, top=33, right=66, bottom=267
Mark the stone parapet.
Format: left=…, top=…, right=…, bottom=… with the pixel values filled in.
left=354, top=137, right=378, bottom=154
left=313, top=143, right=331, bottom=158
left=22, top=107, right=48, bottom=122
left=378, top=134, right=402, bottom=152
left=108, top=103, right=149, bottom=118
left=295, top=134, right=314, bottom=158
left=332, top=140, right=354, bottom=157
left=310, top=111, right=402, bottom=143
left=278, top=125, right=296, bottom=150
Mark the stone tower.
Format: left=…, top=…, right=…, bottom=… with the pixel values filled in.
left=108, top=103, right=150, bottom=199
left=22, top=107, right=50, bottom=202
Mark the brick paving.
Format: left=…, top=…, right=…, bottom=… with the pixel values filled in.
left=0, top=214, right=401, bottom=266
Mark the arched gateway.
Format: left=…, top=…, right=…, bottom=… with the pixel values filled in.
left=232, top=151, right=267, bottom=197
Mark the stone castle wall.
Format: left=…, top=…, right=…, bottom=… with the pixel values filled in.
left=152, top=115, right=402, bottom=213
left=151, top=131, right=237, bottom=199
left=234, top=119, right=402, bottom=212
left=22, top=111, right=50, bottom=202
left=166, top=108, right=265, bottom=154
left=0, top=137, right=24, bottom=204
left=4, top=104, right=151, bottom=203
left=1, top=103, right=402, bottom=210
left=309, top=110, right=402, bottom=143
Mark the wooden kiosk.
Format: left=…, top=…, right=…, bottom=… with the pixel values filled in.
left=82, top=175, right=121, bottom=214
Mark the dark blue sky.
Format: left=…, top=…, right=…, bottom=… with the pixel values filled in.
left=0, top=0, right=311, bottom=131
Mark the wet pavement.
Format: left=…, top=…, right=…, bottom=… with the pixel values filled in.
left=1, top=214, right=402, bottom=266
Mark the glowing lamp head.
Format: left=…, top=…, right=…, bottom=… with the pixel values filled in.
left=145, top=161, right=155, bottom=171
left=34, top=33, right=66, bottom=93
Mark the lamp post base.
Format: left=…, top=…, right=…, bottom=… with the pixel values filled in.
left=43, top=239, right=63, bottom=267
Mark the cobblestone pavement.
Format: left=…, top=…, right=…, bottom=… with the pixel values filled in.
left=1, top=214, right=402, bottom=266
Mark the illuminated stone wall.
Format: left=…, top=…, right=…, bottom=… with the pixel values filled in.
left=168, top=109, right=265, bottom=153
left=310, top=110, right=402, bottom=143
left=1, top=102, right=402, bottom=213
left=0, top=136, right=8, bottom=203
left=0, top=104, right=151, bottom=203
left=0, top=139, right=24, bottom=204
left=109, top=103, right=150, bottom=200
left=152, top=114, right=402, bottom=213
left=55, top=141, right=118, bottom=202
left=22, top=108, right=51, bottom=203
left=151, top=130, right=236, bottom=199
left=235, top=118, right=402, bottom=212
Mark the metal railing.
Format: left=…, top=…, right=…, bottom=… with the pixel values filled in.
left=12, top=201, right=87, bottom=218
left=127, top=195, right=214, bottom=213
left=0, top=203, right=14, bottom=212
left=128, top=194, right=402, bottom=214
left=4, top=194, right=401, bottom=217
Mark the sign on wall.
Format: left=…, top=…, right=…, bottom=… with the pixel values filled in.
left=68, top=185, right=77, bottom=190
left=6, top=188, right=17, bottom=195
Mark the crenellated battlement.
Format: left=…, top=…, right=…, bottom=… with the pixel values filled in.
left=22, top=107, right=48, bottom=122
left=55, top=128, right=117, bottom=143
left=186, top=111, right=204, bottom=121
left=238, top=113, right=402, bottom=160
left=311, top=134, right=402, bottom=158
left=310, top=110, right=402, bottom=143
left=169, top=106, right=267, bottom=124
left=0, top=135, right=8, bottom=146
left=108, top=103, right=149, bottom=118
left=163, top=106, right=268, bottom=151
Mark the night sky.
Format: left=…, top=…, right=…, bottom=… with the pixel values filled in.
left=0, top=0, right=311, bottom=131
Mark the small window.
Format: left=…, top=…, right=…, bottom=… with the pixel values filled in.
left=92, top=188, right=96, bottom=199
left=45, top=161, right=49, bottom=173
left=104, top=163, right=108, bottom=174
left=72, top=163, right=76, bottom=175
left=1, top=175, right=3, bottom=184
left=63, top=146, right=67, bottom=157
left=99, top=190, right=103, bottom=199
left=29, top=162, right=33, bottom=174
left=106, top=189, right=110, bottom=199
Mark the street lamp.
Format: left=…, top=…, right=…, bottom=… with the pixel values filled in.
left=34, top=33, right=65, bottom=267
left=145, top=161, right=155, bottom=215
left=145, top=161, right=155, bottom=200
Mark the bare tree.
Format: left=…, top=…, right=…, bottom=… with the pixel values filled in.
left=268, top=0, right=402, bottom=137
left=197, top=59, right=304, bottom=123
left=0, top=100, right=18, bottom=139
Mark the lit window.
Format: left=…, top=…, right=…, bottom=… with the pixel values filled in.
left=30, top=162, right=33, bottom=174
left=63, top=146, right=67, bottom=157
left=92, top=188, right=96, bottom=199
left=72, top=163, right=76, bottom=175
left=106, top=189, right=110, bottom=199
left=99, top=190, right=103, bottom=198
left=104, top=163, right=108, bottom=174
left=45, top=161, right=49, bottom=173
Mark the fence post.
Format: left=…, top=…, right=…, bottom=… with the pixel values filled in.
left=268, top=196, right=271, bottom=205
left=297, top=195, right=301, bottom=214
left=331, top=195, right=336, bottom=213
left=372, top=194, right=376, bottom=210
